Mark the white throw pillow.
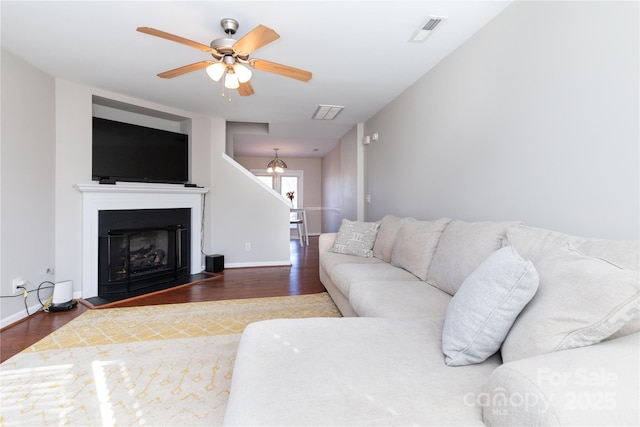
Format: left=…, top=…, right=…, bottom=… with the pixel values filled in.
left=502, top=226, right=640, bottom=363
left=331, top=219, right=380, bottom=258
left=442, top=246, right=539, bottom=367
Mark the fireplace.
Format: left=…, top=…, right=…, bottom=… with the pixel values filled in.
left=76, top=182, right=208, bottom=300
left=98, top=208, right=190, bottom=298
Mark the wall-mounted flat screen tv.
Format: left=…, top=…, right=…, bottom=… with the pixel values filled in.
left=92, top=117, right=189, bottom=184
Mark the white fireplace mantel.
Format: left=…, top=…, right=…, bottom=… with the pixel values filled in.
left=76, top=182, right=209, bottom=299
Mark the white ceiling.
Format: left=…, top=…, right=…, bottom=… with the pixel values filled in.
left=1, top=1, right=511, bottom=158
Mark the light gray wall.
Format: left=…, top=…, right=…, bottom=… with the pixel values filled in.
left=341, top=126, right=359, bottom=223
left=321, top=142, right=342, bottom=233
left=321, top=126, right=359, bottom=233
left=1, top=49, right=56, bottom=327
left=364, top=1, right=639, bottom=240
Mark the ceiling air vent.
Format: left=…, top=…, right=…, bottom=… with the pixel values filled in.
left=410, top=16, right=447, bottom=42
left=312, top=105, right=344, bottom=120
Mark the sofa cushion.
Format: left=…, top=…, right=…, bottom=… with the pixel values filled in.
left=502, top=225, right=640, bottom=363
left=373, top=215, right=409, bottom=262
left=349, top=280, right=451, bottom=318
left=575, top=240, right=639, bottom=271
left=320, top=251, right=385, bottom=276
left=329, top=262, right=419, bottom=298
left=506, top=225, right=640, bottom=271
left=483, top=332, right=640, bottom=427
left=390, top=217, right=451, bottom=280
left=224, top=317, right=500, bottom=426
left=505, top=225, right=640, bottom=341
left=331, top=219, right=380, bottom=257
left=426, top=220, right=520, bottom=296
left=442, top=246, right=539, bottom=367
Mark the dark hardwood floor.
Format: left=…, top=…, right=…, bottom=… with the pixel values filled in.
left=0, top=237, right=324, bottom=363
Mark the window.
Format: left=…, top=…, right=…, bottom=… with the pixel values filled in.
left=280, top=176, right=299, bottom=209
left=255, top=175, right=273, bottom=189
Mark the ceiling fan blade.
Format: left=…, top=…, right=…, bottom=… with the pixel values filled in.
left=157, top=61, right=214, bottom=79
left=238, top=81, right=255, bottom=96
left=137, top=27, right=216, bottom=54
left=233, top=25, right=280, bottom=56
left=250, top=59, right=312, bottom=82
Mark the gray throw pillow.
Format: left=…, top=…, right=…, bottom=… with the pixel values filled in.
left=331, top=219, right=380, bottom=257
left=442, top=246, right=539, bottom=367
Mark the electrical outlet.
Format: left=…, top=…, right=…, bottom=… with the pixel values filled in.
left=245, top=242, right=251, bottom=251
left=12, top=277, right=27, bottom=295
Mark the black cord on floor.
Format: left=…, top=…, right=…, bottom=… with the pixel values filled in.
left=0, top=282, right=56, bottom=316
left=23, top=293, right=29, bottom=315
left=38, top=281, right=55, bottom=307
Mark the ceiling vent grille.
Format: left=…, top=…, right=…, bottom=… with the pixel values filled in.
left=312, top=105, right=344, bottom=120
left=410, top=16, right=447, bottom=42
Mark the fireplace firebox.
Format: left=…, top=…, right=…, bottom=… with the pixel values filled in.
left=98, top=208, right=191, bottom=300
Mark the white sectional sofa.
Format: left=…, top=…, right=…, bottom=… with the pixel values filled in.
left=224, top=216, right=640, bottom=426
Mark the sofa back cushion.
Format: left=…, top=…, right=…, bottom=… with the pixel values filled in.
left=373, top=215, right=409, bottom=262
left=390, top=218, right=451, bottom=280
left=426, top=220, right=521, bottom=295
left=504, top=225, right=640, bottom=341
left=504, top=225, right=639, bottom=271
left=501, top=225, right=640, bottom=363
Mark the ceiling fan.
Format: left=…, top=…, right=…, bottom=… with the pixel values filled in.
left=137, top=19, right=312, bottom=98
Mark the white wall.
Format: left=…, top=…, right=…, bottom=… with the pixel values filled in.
left=53, top=82, right=291, bottom=289
left=235, top=155, right=323, bottom=235
left=1, top=49, right=56, bottom=327
left=209, top=154, right=291, bottom=267
left=364, top=1, right=639, bottom=240
left=2, top=69, right=291, bottom=326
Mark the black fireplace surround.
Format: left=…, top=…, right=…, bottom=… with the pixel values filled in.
left=97, top=208, right=191, bottom=301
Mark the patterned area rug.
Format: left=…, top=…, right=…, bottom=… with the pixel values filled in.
left=0, top=293, right=341, bottom=426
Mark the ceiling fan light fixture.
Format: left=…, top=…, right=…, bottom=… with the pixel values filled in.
left=224, top=70, right=240, bottom=89
left=206, top=62, right=226, bottom=81
left=138, top=19, right=311, bottom=100
left=234, top=63, right=252, bottom=83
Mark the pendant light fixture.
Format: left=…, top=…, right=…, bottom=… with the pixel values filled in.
left=266, top=148, right=287, bottom=173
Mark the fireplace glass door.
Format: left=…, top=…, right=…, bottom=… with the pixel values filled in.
left=97, top=208, right=191, bottom=298
left=102, top=225, right=189, bottom=294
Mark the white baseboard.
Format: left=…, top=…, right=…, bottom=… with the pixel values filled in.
left=1, top=302, right=47, bottom=329
left=224, top=260, right=292, bottom=269
left=1, top=290, right=83, bottom=329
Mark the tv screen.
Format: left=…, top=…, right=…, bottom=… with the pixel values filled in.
left=92, top=117, right=189, bottom=184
